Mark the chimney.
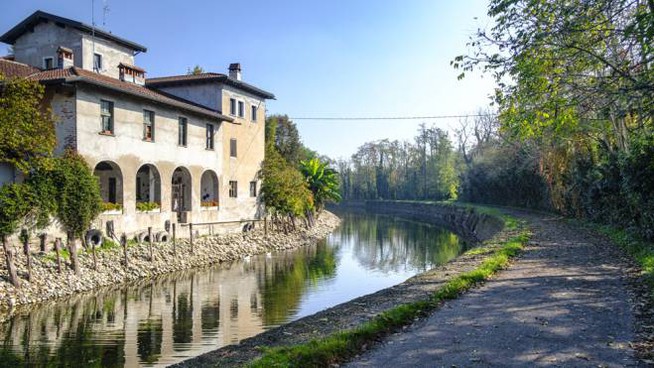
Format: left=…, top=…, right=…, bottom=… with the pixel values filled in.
left=229, top=63, right=242, bottom=80
left=57, top=46, right=74, bottom=69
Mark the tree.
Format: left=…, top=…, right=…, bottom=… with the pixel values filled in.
left=265, top=115, right=317, bottom=166
left=452, top=0, right=654, bottom=238
left=300, top=158, right=342, bottom=212
left=0, top=75, right=56, bottom=173
left=186, top=65, right=205, bottom=75
left=261, top=118, right=313, bottom=217
left=0, top=184, right=32, bottom=287
left=52, top=150, right=103, bottom=274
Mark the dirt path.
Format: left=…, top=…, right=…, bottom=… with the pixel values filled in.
left=347, top=211, right=646, bottom=367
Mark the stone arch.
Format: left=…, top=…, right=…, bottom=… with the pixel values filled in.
left=93, top=161, right=123, bottom=208
left=200, top=170, right=219, bottom=207
left=136, top=164, right=161, bottom=209
left=171, top=166, right=192, bottom=212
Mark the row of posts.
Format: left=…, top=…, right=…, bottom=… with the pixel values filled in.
left=10, top=217, right=278, bottom=285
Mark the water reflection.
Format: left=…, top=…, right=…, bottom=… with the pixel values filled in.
left=0, top=211, right=464, bottom=367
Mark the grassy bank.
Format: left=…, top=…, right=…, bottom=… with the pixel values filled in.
left=248, top=209, right=530, bottom=368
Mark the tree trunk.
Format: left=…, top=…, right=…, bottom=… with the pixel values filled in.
left=2, top=235, right=20, bottom=288
left=54, top=238, right=62, bottom=273
left=68, top=233, right=80, bottom=276
left=39, top=234, right=46, bottom=253
left=22, top=234, right=32, bottom=282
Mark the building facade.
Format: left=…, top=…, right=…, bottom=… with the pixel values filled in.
left=0, top=11, right=274, bottom=238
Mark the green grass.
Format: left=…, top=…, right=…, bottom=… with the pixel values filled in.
left=42, top=248, right=70, bottom=262
left=248, top=211, right=530, bottom=368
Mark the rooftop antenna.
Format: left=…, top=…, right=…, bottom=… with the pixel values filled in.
left=102, top=0, right=110, bottom=27
left=91, top=0, right=97, bottom=72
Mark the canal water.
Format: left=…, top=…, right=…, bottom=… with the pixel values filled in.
left=0, top=211, right=465, bottom=367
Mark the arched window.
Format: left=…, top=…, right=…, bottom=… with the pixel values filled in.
left=136, top=164, right=162, bottom=211
left=93, top=161, right=124, bottom=212
left=200, top=170, right=219, bottom=208
left=171, top=167, right=192, bottom=213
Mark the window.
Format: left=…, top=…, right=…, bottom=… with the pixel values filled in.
left=100, top=100, right=114, bottom=134
left=229, top=181, right=238, bottom=198
left=143, top=110, right=155, bottom=141
left=251, top=105, right=257, bottom=121
left=206, top=124, right=215, bottom=150
left=108, top=178, right=117, bottom=203
left=178, top=117, right=188, bottom=146
left=250, top=181, right=257, bottom=197
left=230, top=138, right=237, bottom=157
left=238, top=101, right=244, bottom=117
left=93, top=53, right=102, bottom=71
left=230, top=98, right=236, bottom=115
left=43, top=57, right=53, bottom=69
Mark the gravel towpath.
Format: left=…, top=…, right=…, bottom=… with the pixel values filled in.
left=347, top=211, right=644, bottom=367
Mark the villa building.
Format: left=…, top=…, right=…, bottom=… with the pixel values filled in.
left=0, top=11, right=274, bottom=238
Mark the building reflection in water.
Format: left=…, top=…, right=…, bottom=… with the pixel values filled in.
left=0, top=212, right=463, bottom=367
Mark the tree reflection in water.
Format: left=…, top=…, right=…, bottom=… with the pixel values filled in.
left=0, top=211, right=463, bottom=367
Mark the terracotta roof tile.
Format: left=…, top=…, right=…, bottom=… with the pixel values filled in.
left=1, top=59, right=232, bottom=121
left=0, top=58, right=41, bottom=78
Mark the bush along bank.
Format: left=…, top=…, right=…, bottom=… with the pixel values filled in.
left=0, top=212, right=341, bottom=318
left=249, top=207, right=530, bottom=368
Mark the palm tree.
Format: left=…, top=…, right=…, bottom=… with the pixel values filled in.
left=300, top=158, right=342, bottom=212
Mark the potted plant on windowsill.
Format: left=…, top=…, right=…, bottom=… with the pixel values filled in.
left=136, top=201, right=161, bottom=213
left=101, top=202, right=123, bottom=215
left=201, top=200, right=219, bottom=210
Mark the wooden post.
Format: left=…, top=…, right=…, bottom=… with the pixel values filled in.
left=148, top=226, right=153, bottom=261
left=39, top=233, right=46, bottom=253
left=189, top=223, right=194, bottom=253
left=54, top=238, right=62, bottom=273
left=3, top=235, right=20, bottom=288
left=172, top=223, right=177, bottom=256
left=21, top=230, right=32, bottom=282
left=121, top=233, right=128, bottom=268
left=92, top=239, right=97, bottom=270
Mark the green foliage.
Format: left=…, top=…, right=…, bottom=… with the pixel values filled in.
left=453, top=0, right=654, bottom=239
left=300, top=158, right=341, bottom=211
left=0, top=183, right=32, bottom=237
left=52, top=150, right=103, bottom=239
left=250, top=209, right=529, bottom=367
left=265, top=115, right=316, bottom=166
left=186, top=65, right=205, bottom=75
left=100, top=202, right=122, bottom=212
left=261, top=143, right=313, bottom=216
left=135, top=201, right=160, bottom=212
left=0, top=74, right=56, bottom=173
left=339, top=124, right=459, bottom=201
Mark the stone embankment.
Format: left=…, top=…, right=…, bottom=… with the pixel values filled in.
left=0, top=212, right=340, bottom=318
left=365, top=201, right=504, bottom=241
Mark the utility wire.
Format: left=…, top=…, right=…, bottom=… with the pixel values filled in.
left=290, top=113, right=495, bottom=121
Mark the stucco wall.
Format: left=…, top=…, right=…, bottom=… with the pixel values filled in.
left=12, top=21, right=84, bottom=69
left=81, top=34, right=135, bottom=79
left=220, top=85, right=266, bottom=220
left=11, top=19, right=136, bottom=78
left=74, top=84, right=247, bottom=236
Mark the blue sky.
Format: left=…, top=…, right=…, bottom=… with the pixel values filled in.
left=1, top=0, right=495, bottom=159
